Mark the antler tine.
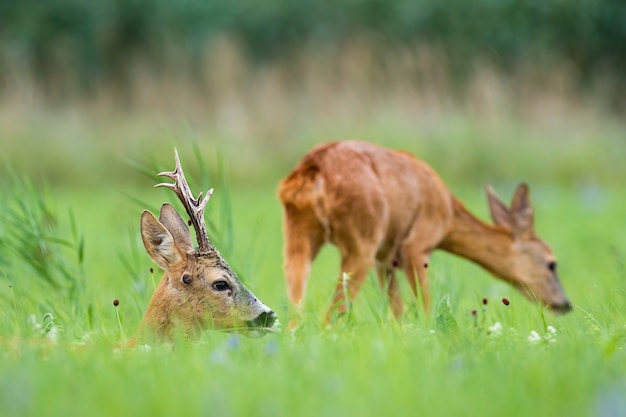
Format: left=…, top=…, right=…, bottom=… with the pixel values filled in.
left=155, top=148, right=183, bottom=185
left=155, top=148, right=213, bottom=252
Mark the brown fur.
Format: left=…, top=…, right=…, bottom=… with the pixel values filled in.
left=278, top=140, right=571, bottom=322
left=140, top=204, right=277, bottom=341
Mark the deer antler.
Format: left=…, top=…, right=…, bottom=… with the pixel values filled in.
left=155, top=149, right=213, bottom=252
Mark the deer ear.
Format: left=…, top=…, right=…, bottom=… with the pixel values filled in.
left=158, top=203, right=194, bottom=252
left=510, top=183, right=534, bottom=236
left=486, top=185, right=514, bottom=230
left=141, top=210, right=184, bottom=270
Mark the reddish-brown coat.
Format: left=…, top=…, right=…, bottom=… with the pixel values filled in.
left=279, top=141, right=571, bottom=322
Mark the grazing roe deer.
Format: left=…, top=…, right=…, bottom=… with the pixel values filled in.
left=278, top=141, right=572, bottom=322
left=140, top=150, right=278, bottom=340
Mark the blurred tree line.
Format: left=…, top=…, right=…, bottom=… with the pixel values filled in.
left=1, top=0, right=624, bottom=105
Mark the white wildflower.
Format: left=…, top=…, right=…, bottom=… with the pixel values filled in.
left=45, top=325, right=60, bottom=344
left=39, top=313, right=60, bottom=344
left=544, top=325, right=557, bottom=343
left=528, top=326, right=557, bottom=344
left=528, top=330, right=541, bottom=344
left=28, top=313, right=60, bottom=343
left=28, top=315, right=41, bottom=331
left=488, top=322, right=503, bottom=336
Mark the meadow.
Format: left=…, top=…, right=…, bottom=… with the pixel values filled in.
left=1, top=64, right=626, bottom=416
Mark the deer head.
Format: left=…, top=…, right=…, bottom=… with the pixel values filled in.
left=486, top=183, right=572, bottom=314
left=140, top=149, right=279, bottom=340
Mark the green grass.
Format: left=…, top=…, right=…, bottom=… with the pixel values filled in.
left=1, top=133, right=625, bottom=417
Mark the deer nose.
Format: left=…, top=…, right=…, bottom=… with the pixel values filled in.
left=551, top=301, right=573, bottom=315
left=251, top=310, right=278, bottom=328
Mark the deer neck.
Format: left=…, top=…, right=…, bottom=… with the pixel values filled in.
left=439, top=198, right=514, bottom=279
left=140, top=276, right=173, bottom=339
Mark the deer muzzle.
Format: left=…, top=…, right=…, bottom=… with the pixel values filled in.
left=242, top=305, right=280, bottom=338
left=249, top=310, right=278, bottom=329
left=549, top=300, right=573, bottom=315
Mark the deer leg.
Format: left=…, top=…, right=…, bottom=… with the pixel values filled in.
left=284, top=240, right=321, bottom=313
left=324, top=253, right=375, bottom=323
left=402, top=251, right=432, bottom=314
left=376, top=262, right=404, bottom=319
left=283, top=207, right=324, bottom=314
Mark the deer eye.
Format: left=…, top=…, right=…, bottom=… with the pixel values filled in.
left=212, top=280, right=230, bottom=291
left=547, top=261, right=557, bottom=273
left=182, top=274, right=192, bottom=285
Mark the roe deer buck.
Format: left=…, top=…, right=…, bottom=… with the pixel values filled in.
left=278, top=140, right=572, bottom=322
left=140, top=149, right=278, bottom=340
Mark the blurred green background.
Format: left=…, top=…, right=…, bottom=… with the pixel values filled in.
left=1, top=2, right=625, bottom=417
left=1, top=0, right=625, bottom=188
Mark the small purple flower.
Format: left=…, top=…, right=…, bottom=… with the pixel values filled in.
left=227, top=334, right=241, bottom=350
left=482, top=298, right=488, bottom=306
left=113, top=299, right=120, bottom=307
left=265, top=340, right=279, bottom=356
left=502, top=298, right=510, bottom=306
